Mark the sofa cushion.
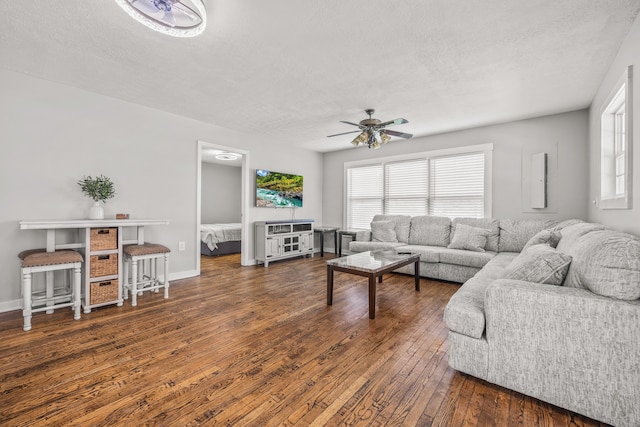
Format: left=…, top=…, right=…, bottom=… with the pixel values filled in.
left=556, top=222, right=605, bottom=253
left=448, top=224, right=489, bottom=252
left=395, top=245, right=440, bottom=263
left=522, top=229, right=562, bottom=251
left=444, top=276, right=493, bottom=339
left=555, top=222, right=605, bottom=289
left=498, top=219, right=558, bottom=252
left=567, top=230, right=640, bottom=300
left=452, top=218, right=500, bottom=252
left=550, top=218, right=584, bottom=231
left=439, top=248, right=496, bottom=268
left=408, top=216, right=451, bottom=247
left=500, top=245, right=572, bottom=286
left=443, top=253, right=519, bottom=339
left=349, top=241, right=405, bottom=253
left=371, top=215, right=412, bottom=243
left=371, top=221, right=398, bottom=242
left=439, top=264, right=481, bottom=284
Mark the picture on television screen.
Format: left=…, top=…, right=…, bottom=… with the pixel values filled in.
left=255, top=169, right=303, bottom=208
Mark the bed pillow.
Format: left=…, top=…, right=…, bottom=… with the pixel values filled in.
left=371, top=221, right=398, bottom=243
left=500, top=244, right=572, bottom=286
left=447, top=223, right=489, bottom=252
left=522, top=229, right=562, bottom=251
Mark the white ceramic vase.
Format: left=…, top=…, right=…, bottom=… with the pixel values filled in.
left=89, top=201, right=104, bottom=220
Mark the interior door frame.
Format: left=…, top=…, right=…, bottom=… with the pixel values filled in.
left=196, top=140, right=251, bottom=273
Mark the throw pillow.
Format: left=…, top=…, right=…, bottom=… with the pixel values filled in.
left=371, top=221, right=398, bottom=243
left=500, top=244, right=572, bottom=286
left=447, top=223, right=490, bottom=252
left=522, top=229, right=562, bottom=251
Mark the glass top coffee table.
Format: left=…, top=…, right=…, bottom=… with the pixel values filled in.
left=326, top=250, right=421, bottom=319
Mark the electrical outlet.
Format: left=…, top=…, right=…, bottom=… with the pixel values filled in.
left=178, top=241, right=186, bottom=251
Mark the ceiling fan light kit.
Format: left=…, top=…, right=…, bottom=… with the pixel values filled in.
left=329, top=109, right=413, bottom=149
left=114, top=0, right=207, bottom=37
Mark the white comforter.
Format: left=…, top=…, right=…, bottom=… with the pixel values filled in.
left=201, top=223, right=242, bottom=250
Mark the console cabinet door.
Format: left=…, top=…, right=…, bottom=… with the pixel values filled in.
left=301, top=232, right=313, bottom=252
left=265, top=237, right=281, bottom=258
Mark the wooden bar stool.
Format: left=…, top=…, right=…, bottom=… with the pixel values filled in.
left=123, top=243, right=170, bottom=306
left=19, top=249, right=83, bottom=331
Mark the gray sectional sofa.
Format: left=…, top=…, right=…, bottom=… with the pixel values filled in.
left=349, top=215, right=640, bottom=427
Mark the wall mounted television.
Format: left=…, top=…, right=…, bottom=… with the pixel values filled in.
left=255, top=169, right=303, bottom=208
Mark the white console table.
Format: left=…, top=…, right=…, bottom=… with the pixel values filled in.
left=255, top=219, right=314, bottom=267
left=19, top=219, right=169, bottom=312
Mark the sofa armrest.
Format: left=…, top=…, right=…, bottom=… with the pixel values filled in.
left=484, top=279, right=640, bottom=426
left=355, top=230, right=371, bottom=241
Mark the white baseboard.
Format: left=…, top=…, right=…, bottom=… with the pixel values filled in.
left=0, top=299, right=22, bottom=313
left=169, top=269, right=199, bottom=281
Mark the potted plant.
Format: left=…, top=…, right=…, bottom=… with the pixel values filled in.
left=78, top=175, right=116, bottom=219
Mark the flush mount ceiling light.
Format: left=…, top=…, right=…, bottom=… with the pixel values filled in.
left=215, top=152, right=239, bottom=161
left=114, top=0, right=207, bottom=38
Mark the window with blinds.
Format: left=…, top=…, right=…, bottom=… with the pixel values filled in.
left=429, top=152, right=484, bottom=217
left=385, top=159, right=428, bottom=216
left=347, top=165, right=383, bottom=229
left=346, top=149, right=487, bottom=228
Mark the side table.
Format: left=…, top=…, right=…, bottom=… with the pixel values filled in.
left=337, top=230, right=359, bottom=257
left=314, top=226, right=339, bottom=257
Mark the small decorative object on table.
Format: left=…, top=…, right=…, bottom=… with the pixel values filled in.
left=77, top=175, right=116, bottom=220
left=116, top=213, right=130, bottom=220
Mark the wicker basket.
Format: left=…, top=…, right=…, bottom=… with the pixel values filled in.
left=90, top=254, right=118, bottom=278
left=90, top=279, right=119, bottom=305
left=90, top=228, right=118, bottom=251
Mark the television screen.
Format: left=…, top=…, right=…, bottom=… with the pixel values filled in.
left=256, top=169, right=303, bottom=207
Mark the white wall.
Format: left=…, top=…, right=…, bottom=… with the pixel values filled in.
left=0, top=69, right=323, bottom=310
left=323, top=110, right=589, bottom=229
left=201, top=163, right=242, bottom=223
left=588, top=12, right=640, bottom=234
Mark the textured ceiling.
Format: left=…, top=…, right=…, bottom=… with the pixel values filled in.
left=1, top=1, right=639, bottom=152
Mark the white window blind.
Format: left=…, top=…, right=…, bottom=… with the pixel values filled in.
left=345, top=146, right=489, bottom=228
left=429, top=152, right=484, bottom=218
left=347, top=164, right=383, bottom=229
left=384, top=159, right=428, bottom=216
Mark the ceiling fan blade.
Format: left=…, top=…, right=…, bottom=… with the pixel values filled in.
left=381, top=129, right=413, bottom=139
left=327, top=130, right=361, bottom=138
left=380, top=118, right=409, bottom=127
left=132, top=0, right=162, bottom=15
left=162, top=10, right=177, bottom=26
left=339, top=121, right=364, bottom=128
left=173, top=2, right=199, bottom=22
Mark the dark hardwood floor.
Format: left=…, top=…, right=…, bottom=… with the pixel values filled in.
left=0, top=253, right=608, bottom=426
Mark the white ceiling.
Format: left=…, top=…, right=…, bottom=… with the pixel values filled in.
left=1, top=1, right=639, bottom=153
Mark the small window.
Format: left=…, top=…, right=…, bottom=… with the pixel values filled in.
left=600, top=66, right=633, bottom=209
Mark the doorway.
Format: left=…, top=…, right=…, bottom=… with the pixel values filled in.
left=196, top=140, right=251, bottom=274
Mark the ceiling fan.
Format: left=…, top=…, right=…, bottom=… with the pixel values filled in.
left=327, top=109, right=413, bottom=149
left=119, top=0, right=205, bottom=31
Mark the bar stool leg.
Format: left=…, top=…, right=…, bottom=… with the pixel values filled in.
left=138, top=259, right=144, bottom=295
left=45, top=270, right=54, bottom=314
left=152, top=258, right=159, bottom=292
left=164, top=253, right=170, bottom=299
left=131, top=258, right=138, bottom=307
left=73, top=265, right=81, bottom=320
left=22, top=269, right=32, bottom=332
left=123, top=256, right=129, bottom=301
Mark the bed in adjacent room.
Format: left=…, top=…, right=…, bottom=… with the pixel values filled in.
left=201, top=223, right=242, bottom=256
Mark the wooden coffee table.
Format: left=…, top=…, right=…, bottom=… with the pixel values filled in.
left=326, top=250, right=420, bottom=319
